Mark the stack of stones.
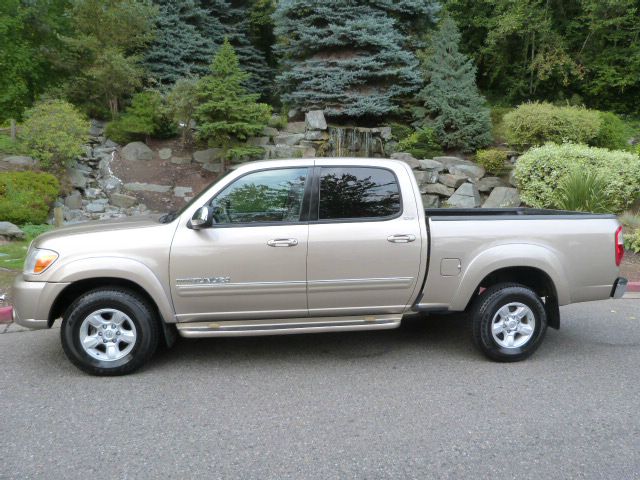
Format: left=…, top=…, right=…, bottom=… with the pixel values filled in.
left=389, top=153, right=521, bottom=209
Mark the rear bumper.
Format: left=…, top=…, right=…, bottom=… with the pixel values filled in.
left=12, top=275, right=69, bottom=329
left=611, top=277, right=628, bottom=299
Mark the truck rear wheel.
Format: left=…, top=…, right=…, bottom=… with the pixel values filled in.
left=471, top=283, right=547, bottom=362
left=61, top=288, right=159, bottom=376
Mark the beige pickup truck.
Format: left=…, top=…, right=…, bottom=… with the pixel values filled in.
left=13, top=158, right=627, bottom=375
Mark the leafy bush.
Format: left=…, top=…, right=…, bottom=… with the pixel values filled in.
left=553, top=169, right=615, bottom=213
left=476, top=149, right=508, bottom=175
left=504, top=102, right=602, bottom=147
left=107, top=91, right=176, bottom=144
left=388, top=123, right=413, bottom=141
left=397, top=127, right=442, bottom=159
left=0, top=171, right=60, bottom=224
left=20, top=100, right=89, bottom=172
left=592, top=111, right=631, bottom=150
left=620, top=211, right=640, bottom=230
left=490, top=106, right=513, bottom=143
left=624, top=228, right=640, bottom=254
left=515, top=143, right=640, bottom=213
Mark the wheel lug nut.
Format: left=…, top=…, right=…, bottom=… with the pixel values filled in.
left=111, top=324, right=116, bottom=329
left=116, top=331, right=121, bottom=335
left=98, top=332, right=102, bottom=336
left=102, top=325, right=107, bottom=329
left=103, top=339, right=107, bottom=343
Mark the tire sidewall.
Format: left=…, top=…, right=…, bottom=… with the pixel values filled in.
left=61, top=290, right=157, bottom=374
left=476, top=287, right=547, bottom=361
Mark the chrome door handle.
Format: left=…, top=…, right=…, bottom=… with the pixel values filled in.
left=267, top=238, right=298, bottom=247
left=387, top=234, right=416, bottom=243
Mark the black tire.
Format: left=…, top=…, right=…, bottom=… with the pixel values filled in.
left=471, top=283, right=547, bottom=362
left=61, top=288, right=160, bottom=376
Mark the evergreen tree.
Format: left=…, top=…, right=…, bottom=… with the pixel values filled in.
left=118, top=91, right=165, bottom=142
left=273, top=0, right=439, bottom=119
left=418, top=16, right=491, bottom=152
left=195, top=40, right=271, bottom=169
left=143, top=0, right=273, bottom=97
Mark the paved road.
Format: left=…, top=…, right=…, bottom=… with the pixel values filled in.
left=1, top=299, right=639, bottom=479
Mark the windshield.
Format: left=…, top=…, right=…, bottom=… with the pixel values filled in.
left=159, top=169, right=234, bottom=224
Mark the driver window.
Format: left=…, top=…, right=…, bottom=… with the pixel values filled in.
left=210, top=168, right=309, bottom=224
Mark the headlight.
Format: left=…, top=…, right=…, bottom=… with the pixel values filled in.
left=24, top=248, right=59, bottom=275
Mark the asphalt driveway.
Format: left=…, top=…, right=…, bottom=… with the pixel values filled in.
left=1, top=299, right=639, bottom=479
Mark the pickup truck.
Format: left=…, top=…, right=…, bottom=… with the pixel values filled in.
left=13, top=158, right=628, bottom=375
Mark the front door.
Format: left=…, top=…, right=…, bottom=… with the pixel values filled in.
left=307, top=163, right=423, bottom=316
left=170, top=166, right=311, bottom=322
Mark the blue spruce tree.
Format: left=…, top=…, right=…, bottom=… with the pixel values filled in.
left=418, top=16, right=492, bottom=152
left=273, top=0, right=439, bottom=119
left=143, top=0, right=272, bottom=97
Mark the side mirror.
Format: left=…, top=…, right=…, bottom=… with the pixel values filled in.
left=188, top=206, right=213, bottom=230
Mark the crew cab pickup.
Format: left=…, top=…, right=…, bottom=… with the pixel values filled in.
left=13, top=158, right=628, bottom=375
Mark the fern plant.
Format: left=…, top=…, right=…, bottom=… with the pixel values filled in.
left=553, top=169, right=615, bottom=213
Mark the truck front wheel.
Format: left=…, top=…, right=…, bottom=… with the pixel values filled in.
left=471, top=283, right=547, bottom=362
left=61, top=288, right=160, bottom=375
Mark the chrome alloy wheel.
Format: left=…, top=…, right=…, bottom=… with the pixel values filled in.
left=79, top=309, right=137, bottom=361
left=491, top=302, right=536, bottom=349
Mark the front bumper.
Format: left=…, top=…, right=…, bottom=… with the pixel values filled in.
left=611, top=277, right=628, bottom=299
left=12, top=275, right=69, bottom=329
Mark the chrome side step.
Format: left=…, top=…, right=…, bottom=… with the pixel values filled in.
left=176, top=315, right=402, bottom=338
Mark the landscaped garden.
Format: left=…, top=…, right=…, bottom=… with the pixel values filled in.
left=1, top=0, right=640, bottom=280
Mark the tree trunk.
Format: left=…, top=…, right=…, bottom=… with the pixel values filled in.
left=10, top=119, right=16, bottom=140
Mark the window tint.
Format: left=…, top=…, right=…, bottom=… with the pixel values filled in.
left=319, top=167, right=401, bottom=220
left=210, top=168, right=308, bottom=224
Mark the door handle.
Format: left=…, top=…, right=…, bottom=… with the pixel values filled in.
left=387, top=234, right=416, bottom=243
left=267, top=238, right=298, bottom=247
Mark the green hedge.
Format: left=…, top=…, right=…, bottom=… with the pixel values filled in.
left=397, top=127, right=442, bottom=159
left=514, top=143, right=640, bottom=213
left=504, top=102, right=602, bottom=147
left=0, top=171, right=60, bottom=224
left=476, top=148, right=508, bottom=175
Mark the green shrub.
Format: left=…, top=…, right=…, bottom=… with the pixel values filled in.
left=515, top=143, right=640, bottom=213
left=388, top=123, right=413, bottom=142
left=592, top=111, right=631, bottom=150
left=476, top=149, right=508, bottom=175
left=108, top=91, right=176, bottom=143
left=0, top=171, right=60, bottom=224
left=0, top=135, right=28, bottom=155
left=397, top=127, right=442, bottom=159
left=552, top=169, right=615, bottom=213
left=504, top=102, right=601, bottom=147
left=20, top=100, right=89, bottom=172
left=490, top=106, right=513, bottom=143
left=620, top=211, right=640, bottom=230
left=624, top=228, right=640, bottom=254
left=105, top=119, right=136, bottom=145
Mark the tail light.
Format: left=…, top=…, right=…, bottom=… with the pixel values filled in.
left=615, top=226, right=624, bottom=267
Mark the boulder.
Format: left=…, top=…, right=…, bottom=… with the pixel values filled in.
left=482, top=187, right=521, bottom=208
left=508, top=169, right=518, bottom=187
left=274, top=133, right=305, bottom=146
left=0, top=221, right=24, bottom=240
left=64, top=191, right=83, bottom=210
left=121, top=141, right=153, bottom=162
left=418, top=159, right=444, bottom=172
left=447, top=183, right=481, bottom=208
left=421, top=194, right=440, bottom=208
left=438, top=173, right=467, bottom=189
left=422, top=183, right=454, bottom=197
left=379, top=126, right=392, bottom=141
left=84, top=187, right=103, bottom=199
left=305, top=110, right=327, bottom=130
left=202, top=162, right=222, bottom=173
left=413, top=170, right=439, bottom=185
left=390, top=152, right=420, bottom=170
left=247, top=136, right=270, bottom=146
left=193, top=148, right=223, bottom=164
left=477, top=176, right=509, bottom=193
left=305, top=130, right=329, bottom=141
left=174, top=186, right=193, bottom=198
left=262, top=126, right=279, bottom=137
left=104, top=139, right=119, bottom=148
left=448, top=163, right=486, bottom=181
left=159, top=148, right=172, bottom=160
left=285, top=121, right=306, bottom=134
left=67, top=167, right=88, bottom=189
left=123, top=182, right=172, bottom=193
left=2, top=155, right=36, bottom=167
left=109, top=193, right=137, bottom=209
left=86, top=202, right=106, bottom=213
left=99, top=176, right=122, bottom=194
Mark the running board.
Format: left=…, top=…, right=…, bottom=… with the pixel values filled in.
left=176, top=315, right=402, bottom=338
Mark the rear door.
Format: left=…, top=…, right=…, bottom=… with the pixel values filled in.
left=306, top=161, right=423, bottom=316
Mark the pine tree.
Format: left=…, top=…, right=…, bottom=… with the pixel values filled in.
left=273, top=0, right=439, bottom=119
left=195, top=39, right=271, bottom=169
left=143, top=0, right=273, bottom=97
left=418, top=16, right=492, bottom=152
